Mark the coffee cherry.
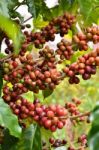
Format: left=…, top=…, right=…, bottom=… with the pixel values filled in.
left=50, top=125, right=57, bottom=132
left=68, top=147, right=75, bottom=150
left=26, top=24, right=31, bottom=28
left=49, top=138, right=55, bottom=144
left=36, top=107, right=43, bottom=114
left=47, top=111, right=54, bottom=118
left=56, top=39, right=74, bottom=60
left=62, top=139, right=67, bottom=144
left=44, top=120, right=52, bottom=128
left=56, top=108, right=65, bottom=116
left=57, top=121, right=64, bottom=129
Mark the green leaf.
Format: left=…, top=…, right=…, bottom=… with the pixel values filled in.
left=89, top=126, right=99, bottom=150
left=88, top=103, right=99, bottom=150
left=6, top=0, right=19, bottom=10
left=77, top=0, right=99, bottom=25
left=40, top=1, right=53, bottom=20
left=0, top=53, right=6, bottom=59
left=0, top=0, right=19, bottom=18
left=71, top=51, right=86, bottom=63
left=71, top=47, right=92, bottom=63
left=67, top=0, right=74, bottom=4
left=26, top=0, right=41, bottom=18
left=0, top=0, right=9, bottom=17
left=0, top=97, right=22, bottom=138
left=2, top=124, right=42, bottom=150
left=41, top=128, right=52, bottom=147
left=50, top=5, right=62, bottom=18
left=43, top=89, right=53, bottom=99
left=58, top=0, right=72, bottom=12
left=9, top=11, right=24, bottom=22
left=22, top=91, right=34, bottom=102
left=16, top=124, right=42, bottom=150
left=26, top=0, right=53, bottom=20
left=33, top=15, right=48, bottom=29
left=1, top=130, right=19, bottom=150
left=0, top=14, right=24, bottom=54
left=26, top=44, right=33, bottom=52
left=51, top=0, right=77, bottom=18
left=90, top=103, right=99, bottom=126
left=0, top=0, right=24, bottom=22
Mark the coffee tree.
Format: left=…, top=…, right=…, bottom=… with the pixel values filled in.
left=0, top=0, right=99, bottom=150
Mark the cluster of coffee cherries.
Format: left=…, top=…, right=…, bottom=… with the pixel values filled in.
left=2, top=88, right=68, bottom=132
left=3, top=60, right=18, bottom=74
left=3, top=83, right=88, bottom=132
left=67, top=134, right=87, bottom=150
left=63, top=48, right=99, bottom=84
left=78, top=134, right=87, bottom=147
left=29, top=13, right=76, bottom=48
left=39, top=46, right=54, bottom=59
left=4, top=32, right=99, bottom=92
left=68, top=135, right=87, bottom=150
left=30, top=32, right=46, bottom=48
left=42, top=133, right=87, bottom=150
left=56, top=39, right=74, bottom=60
left=86, top=26, right=99, bottom=43
left=3, top=52, right=62, bottom=93
left=3, top=83, right=87, bottom=131
left=39, top=46, right=56, bottom=69
left=4, top=23, right=99, bottom=56
left=42, top=138, right=67, bottom=150
left=65, top=98, right=89, bottom=124
left=3, top=46, right=98, bottom=92
left=3, top=37, right=99, bottom=90
left=17, top=13, right=76, bottom=50
left=49, top=137, right=67, bottom=148
left=73, top=33, right=88, bottom=51
left=2, top=80, right=89, bottom=148
left=65, top=98, right=81, bottom=116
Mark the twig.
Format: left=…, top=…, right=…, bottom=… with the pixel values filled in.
left=14, top=0, right=26, bottom=11
left=70, top=111, right=90, bottom=120
left=14, top=5, right=21, bottom=11
left=23, top=16, right=33, bottom=23
left=60, top=111, right=90, bottom=120
left=65, top=118, right=75, bottom=147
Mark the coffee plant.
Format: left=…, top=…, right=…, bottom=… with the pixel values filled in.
left=0, top=0, right=99, bottom=150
